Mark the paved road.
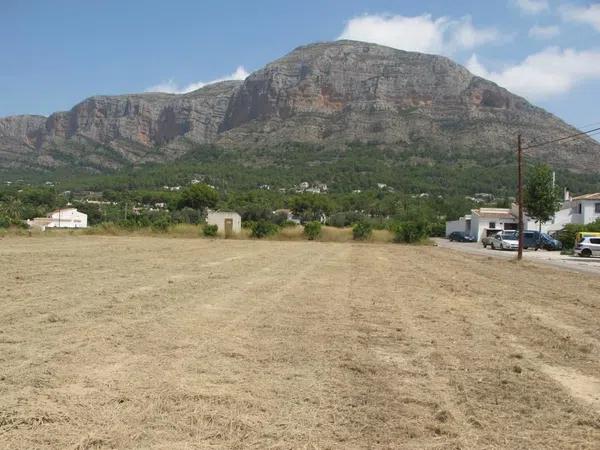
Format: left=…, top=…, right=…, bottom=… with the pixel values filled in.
left=434, top=238, right=600, bottom=276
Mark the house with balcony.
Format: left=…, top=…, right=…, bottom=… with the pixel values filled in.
left=445, top=191, right=600, bottom=241
left=567, top=193, right=600, bottom=225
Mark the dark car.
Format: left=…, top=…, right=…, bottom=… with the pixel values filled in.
left=522, top=231, right=542, bottom=250
left=539, top=233, right=563, bottom=251
left=521, top=230, right=563, bottom=250
left=448, top=231, right=476, bottom=242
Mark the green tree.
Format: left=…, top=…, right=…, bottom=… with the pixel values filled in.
left=352, top=221, right=372, bottom=240
left=250, top=220, right=279, bottom=238
left=524, top=164, right=562, bottom=233
left=303, top=221, right=322, bottom=240
left=178, top=184, right=218, bottom=211
left=1, top=197, right=23, bottom=221
left=289, top=194, right=333, bottom=223
left=203, top=224, right=218, bottom=237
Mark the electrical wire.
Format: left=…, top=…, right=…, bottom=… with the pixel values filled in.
left=522, top=126, right=600, bottom=151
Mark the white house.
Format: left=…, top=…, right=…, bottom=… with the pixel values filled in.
left=568, top=193, right=600, bottom=225
left=206, top=211, right=241, bottom=236
left=27, top=208, right=88, bottom=231
left=445, top=191, right=600, bottom=241
left=446, top=208, right=518, bottom=241
left=512, top=191, right=600, bottom=234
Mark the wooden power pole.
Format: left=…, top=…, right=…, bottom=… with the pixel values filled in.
left=517, top=134, right=524, bottom=261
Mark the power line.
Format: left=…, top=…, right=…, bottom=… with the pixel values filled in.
left=574, top=120, right=600, bottom=129
left=526, top=125, right=600, bottom=148
left=522, top=126, right=600, bottom=151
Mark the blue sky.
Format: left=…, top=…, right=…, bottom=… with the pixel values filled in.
left=1, top=0, right=599, bottom=130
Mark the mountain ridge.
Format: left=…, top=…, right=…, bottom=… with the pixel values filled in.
left=1, top=40, right=599, bottom=172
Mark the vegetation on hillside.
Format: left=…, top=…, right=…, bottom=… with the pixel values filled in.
left=1, top=143, right=598, bottom=244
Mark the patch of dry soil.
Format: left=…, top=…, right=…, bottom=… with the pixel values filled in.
left=1, top=236, right=599, bottom=448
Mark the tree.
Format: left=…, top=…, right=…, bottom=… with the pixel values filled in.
left=523, top=164, right=562, bottom=233
left=303, top=221, right=322, bottom=240
left=178, top=184, right=218, bottom=211
left=352, top=221, right=372, bottom=240
left=289, top=194, right=333, bottom=223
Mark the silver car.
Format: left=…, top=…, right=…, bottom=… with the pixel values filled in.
left=575, top=237, right=600, bottom=257
left=490, top=232, right=519, bottom=250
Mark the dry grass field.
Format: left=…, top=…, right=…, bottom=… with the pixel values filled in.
left=1, top=236, right=599, bottom=449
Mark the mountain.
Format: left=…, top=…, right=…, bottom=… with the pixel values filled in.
left=1, top=40, right=599, bottom=172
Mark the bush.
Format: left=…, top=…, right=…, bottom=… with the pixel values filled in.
left=429, top=222, right=446, bottom=238
left=558, top=220, right=600, bottom=249
left=172, top=207, right=204, bottom=225
left=392, top=220, right=430, bottom=243
left=250, top=220, right=278, bottom=238
left=303, top=221, right=322, bottom=240
left=0, top=215, right=12, bottom=228
left=151, top=215, right=171, bottom=232
left=328, top=211, right=366, bottom=228
left=557, top=224, right=583, bottom=249
left=203, top=224, right=218, bottom=237
left=352, top=221, right=372, bottom=240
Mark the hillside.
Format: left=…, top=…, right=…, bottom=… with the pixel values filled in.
left=1, top=40, right=599, bottom=172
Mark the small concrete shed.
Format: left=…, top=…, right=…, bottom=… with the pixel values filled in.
left=206, top=211, right=242, bottom=236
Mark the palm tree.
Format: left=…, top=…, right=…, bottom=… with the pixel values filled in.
left=1, top=197, right=23, bottom=221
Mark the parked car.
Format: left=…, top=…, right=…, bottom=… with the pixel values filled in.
left=575, top=236, right=600, bottom=257
left=522, top=231, right=541, bottom=250
left=482, top=232, right=501, bottom=248
left=539, top=233, right=562, bottom=251
left=490, top=232, right=519, bottom=250
left=448, top=231, right=476, bottom=242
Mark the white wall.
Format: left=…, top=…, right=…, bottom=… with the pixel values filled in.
left=581, top=201, right=600, bottom=225
left=46, top=209, right=88, bottom=228
left=471, top=216, right=518, bottom=241
left=206, top=212, right=241, bottom=234
left=445, top=219, right=466, bottom=236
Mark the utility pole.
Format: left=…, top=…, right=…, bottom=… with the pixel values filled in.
left=517, top=134, right=524, bottom=261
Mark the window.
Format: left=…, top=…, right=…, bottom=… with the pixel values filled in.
left=578, top=203, right=583, bottom=214
left=590, top=238, right=600, bottom=245
left=489, top=222, right=496, bottom=229
left=595, top=203, right=600, bottom=214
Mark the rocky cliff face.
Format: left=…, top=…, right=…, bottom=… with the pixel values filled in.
left=0, top=81, right=242, bottom=169
left=1, top=40, right=599, bottom=171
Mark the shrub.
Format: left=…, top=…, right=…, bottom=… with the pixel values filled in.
left=250, top=220, right=278, bottom=238
left=303, top=221, right=322, bottom=240
left=328, top=211, right=366, bottom=228
left=203, top=224, right=218, bottom=237
left=558, top=220, right=600, bottom=249
left=0, top=215, right=12, bottom=228
left=172, top=207, right=204, bottom=225
left=393, top=220, right=430, bottom=243
left=558, top=223, right=585, bottom=249
left=352, top=221, right=372, bottom=240
left=429, top=222, right=446, bottom=238
left=151, top=216, right=171, bottom=232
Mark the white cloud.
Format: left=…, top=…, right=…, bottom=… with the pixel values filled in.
left=561, top=3, right=600, bottom=32
left=528, top=25, right=560, bottom=39
left=514, top=0, right=550, bottom=14
left=337, top=14, right=501, bottom=56
left=146, top=66, right=249, bottom=94
left=466, top=47, right=600, bottom=100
